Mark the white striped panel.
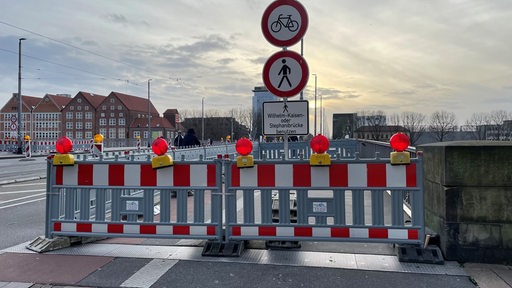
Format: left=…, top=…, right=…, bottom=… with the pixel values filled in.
left=156, top=166, right=174, bottom=186
left=312, top=227, right=331, bottom=237
left=311, top=166, right=330, bottom=187
left=92, top=223, right=108, bottom=233
left=121, top=259, right=178, bottom=288
left=386, top=164, right=406, bottom=187
left=62, top=165, right=78, bottom=185
left=241, top=226, right=258, bottom=236
left=240, top=166, right=257, bottom=187
left=388, top=229, right=408, bottom=239
left=190, top=165, right=207, bottom=187
left=61, top=223, right=76, bottom=232
left=124, top=164, right=141, bottom=186
left=275, top=164, right=293, bottom=187
left=190, top=226, right=206, bottom=235
left=124, top=224, right=140, bottom=234
left=93, top=164, right=109, bottom=186
left=348, top=164, right=367, bottom=187
left=350, top=228, right=369, bottom=238
left=276, top=226, right=294, bottom=237
left=156, top=225, right=172, bottom=235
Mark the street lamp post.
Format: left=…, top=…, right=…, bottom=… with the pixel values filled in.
left=147, top=79, right=152, bottom=147
left=17, top=37, right=26, bottom=154
left=201, top=97, right=205, bottom=144
left=313, top=73, right=317, bottom=136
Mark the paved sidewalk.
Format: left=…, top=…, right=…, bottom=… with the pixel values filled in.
left=1, top=238, right=509, bottom=288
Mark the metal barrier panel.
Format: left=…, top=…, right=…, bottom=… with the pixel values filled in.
left=255, top=140, right=358, bottom=160
left=223, top=156, right=424, bottom=246
left=45, top=159, right=224, bottom=242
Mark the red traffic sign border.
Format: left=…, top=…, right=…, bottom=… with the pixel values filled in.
left=261, top=0, right=308, bottom=47
left=262, top=50, right=309, bottom=98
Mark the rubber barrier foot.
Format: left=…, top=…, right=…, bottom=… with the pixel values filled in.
left=26, top=236, right=71, bottom=253
left=397, top=245, right=444, bottom=265
left=202, top=240, right=244, bottom=257
left=265, top=240, right=301, bottom=249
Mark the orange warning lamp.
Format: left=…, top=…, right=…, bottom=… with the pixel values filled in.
left=151, top=137, right=173, bottom=169
left=236, top=137, right=254, bottom=168
left=94, top=133, right=104, bottom=143
left=53, top=136, right=75, bottom=166
left=24, top=135, right=31, bottom=141
left=309, top=134, right=331, bottom=166
left=390, top=132, right=410, bottom=165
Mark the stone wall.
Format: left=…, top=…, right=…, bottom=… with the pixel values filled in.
left=419, top=141, right=512, bottom=264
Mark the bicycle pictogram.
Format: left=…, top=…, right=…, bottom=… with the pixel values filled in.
left=271, top=14, right=299, bottom=33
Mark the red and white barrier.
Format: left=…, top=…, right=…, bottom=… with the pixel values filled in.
left=53, top=222, right=217, bottom=236
left=55, top=163, right=217, bottom=187
left=230, top=163, right=417, bottom=188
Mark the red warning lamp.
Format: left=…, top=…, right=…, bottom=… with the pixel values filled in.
left=53, top=137, right=74, bottom=166
left=151, top=137, right=173, bottom=169
left=152, top=137, right=169, bottom=156
left=390, top=132, right=410, bottom=165
left=236, top=137, right=253, bottom=156
left=309, top=134, right=331, bottom=166
left=236, top=137, right=254, bottom=168
left=310, top=134, right=329, bottom=154
left=390, top=132, right=410, bottom=152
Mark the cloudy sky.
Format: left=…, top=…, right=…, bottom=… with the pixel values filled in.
left=1, top=0, right=511, bottom=135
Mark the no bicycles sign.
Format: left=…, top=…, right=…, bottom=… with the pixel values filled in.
left=261, top=0, right=309, bottom=47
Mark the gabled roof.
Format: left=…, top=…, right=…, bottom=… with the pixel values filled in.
left=163, top=108, right=179, bottom=115
left=130, top=117, right=173, bottom=129
left=0, top=94, right=42, bottom=113
left=109, top=91, right=159, bottom=114
left=76, top=91, right=106, bottom=108
left=22, top=95, right=43, bottom=111
left=46, top=94, right=73, bottom=111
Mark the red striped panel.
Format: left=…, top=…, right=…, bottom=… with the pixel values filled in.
left=174, top=165, right=191, bottom=186
left=369, top=228, right=388, bottom=239
left=140, top=164, right=157, bottom=186
left=257, top=164, right=275, bottom=187
left=54, top=222, right=61, bottom=231
left=367, top=163, right=386, bottom=187
left=207, top=226, right=216, bottom=235
left=294, top=227, right=312, bottom=237
left=259, top=226, right=276, bottom=236
left=329, top=164, right=348, bottom=187
left=408, top=229, right=419, bottom=240
left=231, top=226, right=241, bottom=236
left=406, top=163, right=417, bottom=187
left=293, top=164, right=311, bottom=187
left=78, top=164, right=94, bottom=186
left=231, top=164, right=240, bottom=187
left=140, top=225, right=157, bottom=234
left=55, top=166, right=63, bottom=185
left=173, top=225, right=190, bottom=235
left=108, top=164, right=125, bottom=186
left=76, top=223, right=92, bottom=233
left=207, top=164, right=217, bottom=186
left=108, top=224, right=124, bottom=233
left=331, top=227, right=350, bottom=238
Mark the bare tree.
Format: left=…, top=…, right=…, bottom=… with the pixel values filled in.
left=387, top=113, right=401, bottom=126
left=489, top=110, right=510, bottom=140
left=464, top=112, right=491, bottom=140
left=357, top=110, right=387, bottom=141
left=401, top=111, right=426, bottom=146
left=429, top=110, right=457, bottom=142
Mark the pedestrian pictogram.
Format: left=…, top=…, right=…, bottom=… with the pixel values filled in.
left=263, top=50, right=309, bottom=98
left=261, top=0, right=308, bottom=47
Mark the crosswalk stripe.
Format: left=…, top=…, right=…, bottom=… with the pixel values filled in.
left=121, top=259, right=178, bottom=288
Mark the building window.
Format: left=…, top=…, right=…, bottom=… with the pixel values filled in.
left=75, top=131, right=83, bottom=139
left=119, top=112, right=124, bottom=117
left=110, top=98, right=115, bottom=103
left=119, top=118, right=125, bottom=126
left=85, top=112, right=92, bottom=119
left=76, top=112, right=82, bottom=119
left=76, top=122, right=83, bottom=129
left=102, top=105, right=106, bottom=110
left=118, top=128, right=125, bottom=139
left=110, top=106, right=115, bottom=110
left=134, top=131, right=140, bottom=138
left=109, top=128, right=116, bottom=139
left=66, top=122, right=73, bottom=129
left=84, top=106, right=89, bottom=111
left=85, top=122, right=92, bottom=129
left=77, top=105, right=82, bottom=110
left=99, top=128, right=107, bottom=137
left=85, top=131, right=92, bottom=139
left=110, top=113, right=115, bottom=117
left=100, top=118, right=106, bottom=126
left=66, top=112, right=73, bottom=120
left=69, top=106, right=74, bottom=111
left=118, top=105, right=123, bottom=110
